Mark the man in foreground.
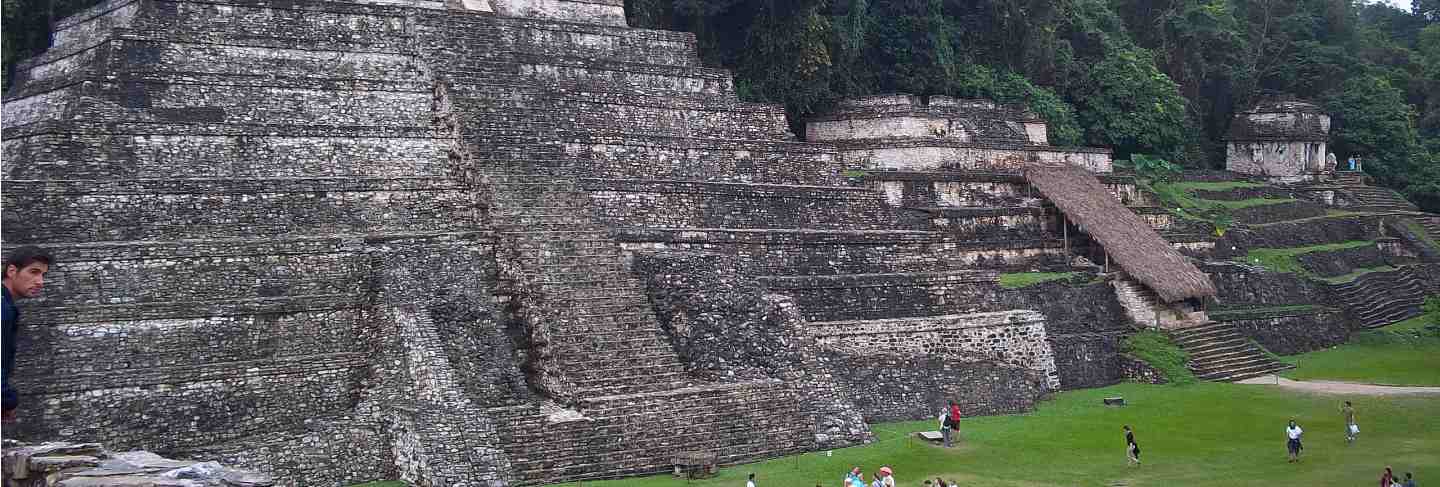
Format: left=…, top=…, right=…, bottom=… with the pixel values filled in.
left=3, top=246, right=53, bottom=424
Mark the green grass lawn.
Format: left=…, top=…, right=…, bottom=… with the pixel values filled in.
left=1282, top=315, right=1440, bottom=386
left=558, top=382, right=1440, bottom=487
left=1166, top=181, right=1265, bottom=192
left=997, top=272, right=1079, bottom=289
left=1237, top=240, right=1376, bottom=275
left=1205, top=197, right=1298, bottom=209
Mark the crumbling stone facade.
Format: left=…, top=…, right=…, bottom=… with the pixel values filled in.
left=1225, top=97, right=1333, bottom=181
left=807, top=94, right=1114, bottom=173
left=2, top=0, right=1176, bottom=485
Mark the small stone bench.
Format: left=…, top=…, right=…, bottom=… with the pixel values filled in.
left=671, top=451, right=717, bottom=479
left=916, top=431, right=945, bottom=443
left=1103, top=396, right=1126, bottom=406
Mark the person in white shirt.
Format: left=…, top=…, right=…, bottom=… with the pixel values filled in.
left=746, top=473, right=756, bottom=487
left=1285, top=419, right=1304, bottom=463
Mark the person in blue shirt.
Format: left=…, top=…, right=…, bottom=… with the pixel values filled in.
left=3, top=246, right=53, bottom=424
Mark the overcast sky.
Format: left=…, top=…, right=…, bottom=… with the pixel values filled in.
left=1378, top=0, right=1413, bottom=11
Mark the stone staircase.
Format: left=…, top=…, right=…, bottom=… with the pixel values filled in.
left=1344, top=186, right=1419, bottom=213
left=1111, top=277, right=1161, bottom=329
left=1169, top=322, right=1292, bottom=382
left=1416, top=215, right=1440, bottom=244
left=1326, top=266, right=1429, bottom=328
left=1109, top=275, right=1210, bottom=329
left=488, top=172, right=693, bottom=397
left=1332, top=171, right=1366, bottom=185
left=485, top=379, right=811, bottom=484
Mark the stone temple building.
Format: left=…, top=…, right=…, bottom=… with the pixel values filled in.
left=0, top=0, right=1255, bottom=485
left=1224, top=96, right=1333, bottom=181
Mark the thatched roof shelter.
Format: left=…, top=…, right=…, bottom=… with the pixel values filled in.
left=1024, top=163, right=1216, bottom=302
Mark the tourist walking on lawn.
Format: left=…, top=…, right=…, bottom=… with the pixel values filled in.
left=1343, top=401, right=1359, bottom=444
left=1403, top=472, right=1416, bottom=487
left=1286, top=419, right=1304, bottom=463
left=878, top=466, right=895, bottom=487
left=1124, top=425, right=1141, bottom=466
left=1383, top=467, right=1399, bottom=487
left=845, top=466, right=865, bottom=487
left=746, top=473, right=756, bottom=487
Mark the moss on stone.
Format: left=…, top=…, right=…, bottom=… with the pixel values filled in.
left=1236, top=240, right=1376, bottom=275
left=1121, top=330, right=1196, bottom=385
left=997, top=271, right=1079, bottom=289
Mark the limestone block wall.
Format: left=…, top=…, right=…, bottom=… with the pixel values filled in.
left=490, top=0, right=626, bottom=27
left=563, top=137, right=843, bottom=185
left=809, top=310, right=1060, bottom=389
left=806, top=94, right=1043, bottom=146
left=617, top=230, right=1067, bottom=276
left=1013, top=280, right=1132, bottom=389
left=632, top=252, right=871, bottom=447
left=837, top=140, right=1113, bottom=173
left=0, top=0, right=502, bottom=484
left=828, top=355, right=1048, bottom=422
left=760, top=271, right=1019, bottom=322
left=583, top=178, right=898, bottom=230
left=1226, top=140, right=1328, bottom=178
left=1215, top=309, right=1350, bottom=355
left=863, top=172, right=1141, bottom=208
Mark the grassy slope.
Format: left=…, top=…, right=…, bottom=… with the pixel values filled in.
left=1208, top=197, right=1298, bottom=209
left=1237, top=240, right=1376, bottom=275
left=997, top=272, right=1078, bottom=289
left=559, top=382, right=1440, bottom=487
left=1165, top=181, right=1265, bottom=192
left=1123, top=330, right=1196, bottom=384
left=1282, top=314, right=1440, bottom=386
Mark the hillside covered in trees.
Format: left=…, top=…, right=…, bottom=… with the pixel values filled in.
left=5, top=0, right=1439, bottom=210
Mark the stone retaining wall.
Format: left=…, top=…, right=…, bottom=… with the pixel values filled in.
left=1219, top=309, right=1350, bottom=355
left=809, top=310, right=1060, bottom=389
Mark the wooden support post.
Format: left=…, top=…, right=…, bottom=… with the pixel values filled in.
left=1062, top=214, right=1068, bottom=255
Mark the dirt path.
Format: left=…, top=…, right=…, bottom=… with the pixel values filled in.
left=1236, top=375, right=1440, bottom=395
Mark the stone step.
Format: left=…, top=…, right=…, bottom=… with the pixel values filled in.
left=1185, top=343, right=1259, bottom=363
left=1196, top=361, right=1293, bottom=382
left=1190, top=354, right=1277, bottom=373
left=1171, top=326, right=1243, bottom=344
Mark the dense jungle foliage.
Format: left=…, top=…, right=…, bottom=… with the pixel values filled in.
left=4, top=0, right=1440, bottom=210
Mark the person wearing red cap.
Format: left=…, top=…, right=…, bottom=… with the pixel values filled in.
left=878, top=466, right=895, bottom=487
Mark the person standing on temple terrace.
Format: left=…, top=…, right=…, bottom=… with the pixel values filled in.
left=2, top=246, right=53, bottom=424
left=1124, top=425, right=1141, bottom=466
left=1285, top=419, right=1304, bottom=463
left=1343, top=401, right=1359, bottom=444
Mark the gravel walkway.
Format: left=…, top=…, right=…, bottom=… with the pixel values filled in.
left=1236, top=375, right=1440, bottom=395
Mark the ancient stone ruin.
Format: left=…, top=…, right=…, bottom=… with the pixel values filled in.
left=4, top=1, right=1440, bottom=486
left=1224, top=96, right=1333, bottom=181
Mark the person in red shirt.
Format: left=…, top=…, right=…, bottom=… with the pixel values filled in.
left=948, top=401, right=962, bottom=442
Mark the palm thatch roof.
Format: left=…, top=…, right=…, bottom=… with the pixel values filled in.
left=1024, top=163, right=1216, bottom=302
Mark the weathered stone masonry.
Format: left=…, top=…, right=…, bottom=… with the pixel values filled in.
left=3, top=0, right=1147, bottom=484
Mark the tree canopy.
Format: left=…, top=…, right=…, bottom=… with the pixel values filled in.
left=3, top=0, right=1439, bottom=210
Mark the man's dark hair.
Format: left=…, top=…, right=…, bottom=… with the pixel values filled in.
left=4, top=246, right=53, bottom=279
left=749, top=473, right=755, bottom=479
